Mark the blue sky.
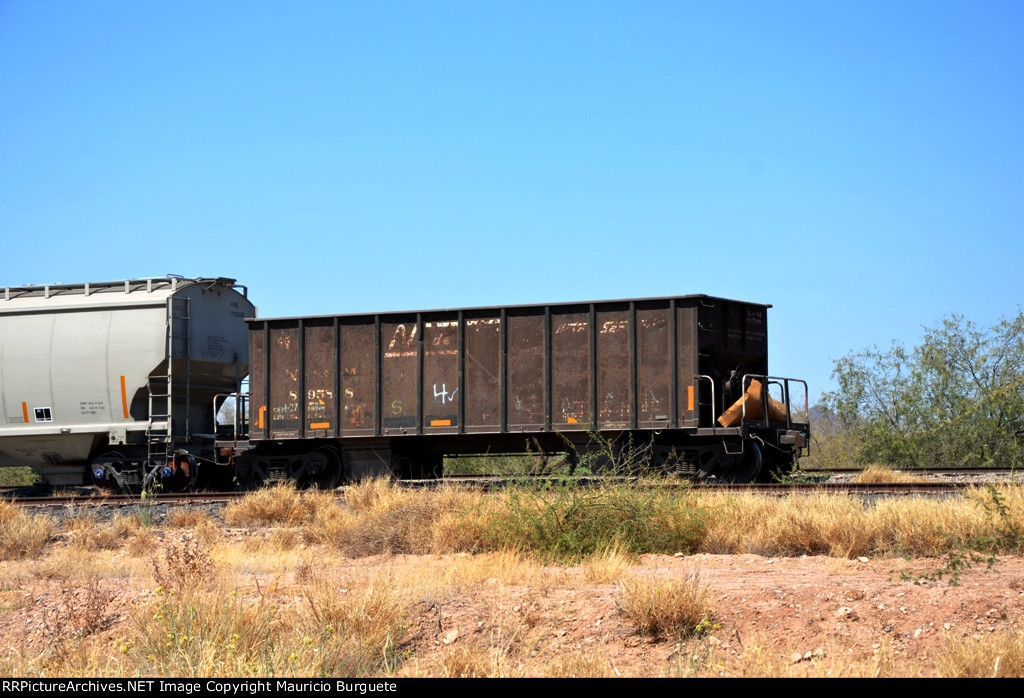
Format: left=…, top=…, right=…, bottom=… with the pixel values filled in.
left=3, top=1, right=1022, bottom=402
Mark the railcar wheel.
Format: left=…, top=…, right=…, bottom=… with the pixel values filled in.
left=390, top=454, right=443, bottom=479
left=90, top=451, right=127, bottom=489
left=718, top=441, right=761, bottom=484
left=159, top=451, right=198, bottom=492
left=197, top=462, right=237, bottom=491
left=756, top=451, right=795, bottom=483
left=421, top=455, right=444, bottom=479
left=234, top=451, right=270, bottom=490
left=305, top=446, right=342, bottom=489
left=391, top=455, right=413, bottom=480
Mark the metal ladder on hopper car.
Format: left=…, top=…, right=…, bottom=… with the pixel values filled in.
left=145, top=296, right=192, bottom=481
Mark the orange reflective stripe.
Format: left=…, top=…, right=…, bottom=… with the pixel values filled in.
left=120, top=375, right=129, bottom=419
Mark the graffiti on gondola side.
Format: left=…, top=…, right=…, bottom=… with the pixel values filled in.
left=432, top=383, right=458, bottom=403
left=384, top=324, right=418, bottom=358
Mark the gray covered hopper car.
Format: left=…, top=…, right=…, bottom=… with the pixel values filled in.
left=237, top=294, right=809, bottom=486
left=0, top=277, right=254, bottom=488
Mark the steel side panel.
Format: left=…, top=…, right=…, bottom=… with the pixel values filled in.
left=423, top=319, right=458, bottom=433
left=1, top=306, right=165, bottom=432
left=304, top=323, right=336, bottom=436
left=341, top=320, right=376, bottom=436
left=381, top=318, right=418, bottom=434
left=249, top=327, right=266, bottom=439
left=551, top=310, right=590, bottom=429
left=637, top=305, right=671, bottom=428
left=464, top=314, right=501, bottom=431
left=677, top=306, right=698, bottom=427
left=0, top=433, right=103, bottom=468
left=507, top=312, right=545, bottom=430
left=268, top=326, right=299, bottom=438
left=595, top=307, right=631, bottom=429
left=247, top=296, right=773, bottom=446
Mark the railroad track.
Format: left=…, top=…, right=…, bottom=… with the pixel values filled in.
left=4, top=490, right=248, bottom=508
left=2, top=475, right=1018, bottom=509
left=802, top=467, right=1020, bottom=478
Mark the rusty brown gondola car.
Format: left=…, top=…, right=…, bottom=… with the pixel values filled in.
left=223, top=295, right=809, bottom=486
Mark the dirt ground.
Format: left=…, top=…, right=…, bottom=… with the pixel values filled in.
left=393, top=552, right=1024, bottom=676
left=2, top=540, right=1023, bottom=677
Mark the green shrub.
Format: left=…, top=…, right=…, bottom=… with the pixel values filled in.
left=481, top=482, right=706, bottom=562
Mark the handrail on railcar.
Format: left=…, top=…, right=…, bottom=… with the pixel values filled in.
left=213, top=392, right=249, bottom=443
left=739, top=374, right=810, bottom=431
left=694, top=374, right=716, bottom=428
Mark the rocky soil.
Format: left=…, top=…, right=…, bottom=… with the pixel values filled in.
left=1, top=541, right=1023, bottom=677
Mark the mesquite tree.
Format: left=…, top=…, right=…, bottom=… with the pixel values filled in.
left=824, top=311, right=1024, bottom=469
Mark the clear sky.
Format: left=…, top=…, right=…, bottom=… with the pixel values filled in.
left=3, top=1, right=1022, bottom=402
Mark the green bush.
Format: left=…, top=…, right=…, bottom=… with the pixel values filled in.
left=826, top=310, right=1024, bottom=469
left=482, top=482, right=706, bottom=562
left=0, top=467, right=41, bottom=487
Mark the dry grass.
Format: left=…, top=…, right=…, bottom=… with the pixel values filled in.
left=166, top=506, right=215, bottom=528
left=127, top=549, right=410, bottom=677
left=304, top=479, right=481, bottom=556
left=38, top=576, right=114, bottom=662
left=437, top=645, right=510, bottom=678
left=452, top=549, right=553, bottom=586
left=432, top=645, right=618, bottom=678
left=969, top=484, right=1024, bottom=534
left=871, top=496, right=986, bottom=556
left=936, top=631, right=1024, bottom=678
left=583, top=543, right=635, bottom=583
left=851, top=465, right=931, bottom=484
left=302, top=569, right=408, bottom=656
left=129, top=579, right=280, bottom=676
left=219, top=540, right=325, bottom=578
left=701, top=485, right=1024, bottom=558
left=65, top=513, right=146, bottom=552
left=617, top=573, right=716, bottom=640
left=701, top=493, right=877, bottom=557
left=222, top=483, right=310, bottom=526
left=165, top=507, right=221, bottom=547
left=429, top=489, right=503, bottom=553
left=0, top=501, right=53, bottom=560
left=152, top=537, right=217, bottom=595
left=543, top=654, right=616, bottom=677
left=720, top=636, right=912, bottom=677
left=220, top=480, right=1024, bottom=563
left=1, top=482, right=1024, bottom=677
